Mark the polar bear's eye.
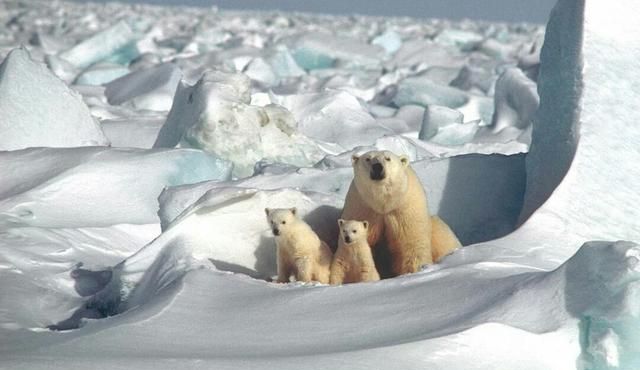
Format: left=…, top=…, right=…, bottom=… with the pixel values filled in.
left=352, top=230, right=357, bottom=233
left=365, top=157, right=370, bottom=162
left=281, top=221, right=286, bottom=225
left=385, top=156, right=391, bottom=161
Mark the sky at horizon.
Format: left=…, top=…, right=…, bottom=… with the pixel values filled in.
left=75, top=0, right=557, bottom=23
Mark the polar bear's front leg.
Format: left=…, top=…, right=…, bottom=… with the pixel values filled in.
left=329, top=258, right=348, bottom=285
left=359, top=265, right=381, bottom=282
left=276, top=249, right=292, bottom=283
left=294, top=257, right=312, bottom=282
left=384, top=211, right=433, bottom=275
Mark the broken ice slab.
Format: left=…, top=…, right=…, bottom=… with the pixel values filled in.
left=74, top=63, right=130, bottom=85
left=265, top=45, right=306, bottom=79
left=434, top=29, right=484, bottom=52
left=244, top=57, right=278, bottom=86
left=427, top=120, right=482, bottom=147
left=291, top=46, right=336, bottom=70
left=391, top=39, right=465, bottom=68
left=0, top=48, right=108, bottom=150
left=58, top=20, right=143, bottom=69
left=101, top=116, right=165, bottom=149
left=394, top=77, right=469, bottom=109
left=44, top=54, right=79, bottom=83
left=101, top=41, right=141, bottom=66
left=560, top=241, right=640, bottom=370
left=419, top=105, right=464, bottom=140
left=286, top=32, right=385, bottom=71
left=272, top=90, right=394, bottom=150
left=104, top=63, right=182, bottom=111
left=450, top=65, right=496, bottom=94
left=488, top=67, right=539, bottom=133
left=394, top=105, right=426, bottom=131
left=155, top=71, right=326, bottom=177
left=371, top=30, right=403, bottom=55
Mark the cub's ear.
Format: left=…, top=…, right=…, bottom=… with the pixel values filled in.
left=351, top=154, right=360, bottom=165
left=264, top=208, right=270, bottom=216
left=290, top=207, right=297, bottom=216
left=338, top=219, right=344, bottom=227
left=362, top=220, right=369, bottom=229
left=400, top=155, right=409, bottom=167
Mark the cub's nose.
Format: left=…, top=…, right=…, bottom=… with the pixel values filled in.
left=345, top=236, right=352, bottom=244
left=272, top=228, right=280, bottom=236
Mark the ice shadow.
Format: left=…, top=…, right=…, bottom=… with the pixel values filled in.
left=48, top=267, right=118, bottom=331
left=419, top=153, right=527, bottom=246
left=70, top=267, right=113, bottom=297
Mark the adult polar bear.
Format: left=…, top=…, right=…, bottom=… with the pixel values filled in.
left=341, top=150, right=461, bottom=277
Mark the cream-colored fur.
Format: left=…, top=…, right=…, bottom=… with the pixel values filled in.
left=265, top=207, right=332, bottom=283
left=330, top=219, right=380, bottom=285
left=341, top=150, right=461, bottom=276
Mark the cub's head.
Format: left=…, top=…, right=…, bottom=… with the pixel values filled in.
left=265, top=207, right=297, bottom=237
left=351, top=150, right=409, bottom=182
left=338, top=219, right=368, bottom=245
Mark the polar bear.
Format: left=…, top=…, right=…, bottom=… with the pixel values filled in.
left=341, top=150, right=461, bottom=277
left=265, top=207, right=333, bottom=283
left=330, top=219, right=380, bottom=285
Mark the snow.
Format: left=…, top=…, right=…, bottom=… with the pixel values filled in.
left=0, top=48, right=109, bottom=150
left=0, top=147, right=233, bottom=227
left=0, top=0, right=639, bottom=369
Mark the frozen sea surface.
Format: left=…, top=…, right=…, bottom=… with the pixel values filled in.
left=0, top=0, right=639, bottom=369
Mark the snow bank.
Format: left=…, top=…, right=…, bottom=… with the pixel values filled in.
left=0, top=147, right=232, bottom=228
left=79, top=189, right=342, bottom=316
left=516, top=0, right=640, bottom=248
left=9, top=238, right=637, bottom=370
left=157, top=153, right=525, bottom=246
left=0, top=48, right=108, bottom=150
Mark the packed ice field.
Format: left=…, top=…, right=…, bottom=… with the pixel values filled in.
left=1, top=0, right=639, bottom=369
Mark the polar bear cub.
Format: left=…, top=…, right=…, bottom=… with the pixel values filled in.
left=330, top=219, right=380, bottom=285
left=265, top=207, right=332, bottom=284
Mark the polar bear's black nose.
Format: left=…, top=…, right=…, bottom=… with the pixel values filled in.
left=370, top=162, right=385, bottom=180
left=345, top=235, right=352, bottom=243
left=272, top=228, right=280, bottom=236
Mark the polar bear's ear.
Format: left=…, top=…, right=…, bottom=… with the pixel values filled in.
left=338, top=219, right=344, bottom=227
left=362, top=220, right=369, bottom=229
left=351, top=154, right=360, bottom=165
left=290, top=207, right=297, bottom=216
left=400, top=155, right=409, bottom=167
left=264, top=208, right=270, bottom=216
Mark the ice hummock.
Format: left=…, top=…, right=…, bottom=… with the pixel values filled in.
left=154, top=70, right=326, bottom=177
left=0, top=48, right=109, bottom=150
left=58, top=20, right=144, bottom=69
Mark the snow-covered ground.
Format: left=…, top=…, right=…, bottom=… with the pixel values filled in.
left=1, top=0, right=639, bottom=369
